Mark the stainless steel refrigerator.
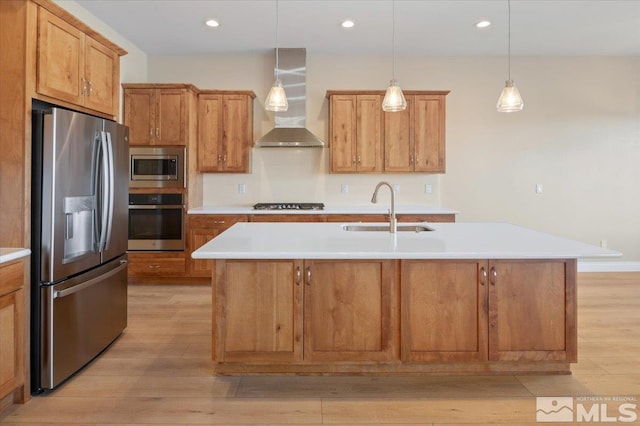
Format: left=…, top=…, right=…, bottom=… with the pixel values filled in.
left=31, top=104, right=129, bottom=392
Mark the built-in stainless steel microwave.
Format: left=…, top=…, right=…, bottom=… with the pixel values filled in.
left=129, top=146, right=185, bottom=188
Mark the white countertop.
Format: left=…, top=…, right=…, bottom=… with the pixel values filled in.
left=191, top=222, right=621, bottom=260
left=0, top=248, right=31, bottom=265
left=188, top=204, right=459, bottom=215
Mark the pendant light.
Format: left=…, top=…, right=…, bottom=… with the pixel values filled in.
left=496, top=0, right=524, bottom=112
left=382, top=0, right=406, bottom=112
left=265, top=0, right=288, bottom=111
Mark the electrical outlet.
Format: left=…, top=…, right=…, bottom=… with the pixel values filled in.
left=535, top=184, right=543, bottom=194
left=237, top=183, right=246, bottom=194
left=424, top=184, right=433, bottom=194
left=341, top=184, right=349, bottom=194
left=393, top=184, right=400, bottom=193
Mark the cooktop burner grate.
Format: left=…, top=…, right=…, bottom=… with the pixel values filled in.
left=252, top=203, right=325, bottom=211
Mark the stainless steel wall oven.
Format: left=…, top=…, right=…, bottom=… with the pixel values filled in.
left=128, top=193, right=185, bottom=251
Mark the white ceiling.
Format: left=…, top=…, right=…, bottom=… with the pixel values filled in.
left=74, top=0, right=640, bottom=56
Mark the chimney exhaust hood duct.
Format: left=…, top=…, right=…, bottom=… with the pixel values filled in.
left=255, top=48, right=325, bottom=148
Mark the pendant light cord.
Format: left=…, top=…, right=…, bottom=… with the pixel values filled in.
left=275, top=0, right=279, bottom=80
left=392, top=0, right=396, bottom=80
left=507, top=0, right=511, bottom=81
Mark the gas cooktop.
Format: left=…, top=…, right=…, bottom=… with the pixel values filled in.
left=252, top=203, right=325, bottom=211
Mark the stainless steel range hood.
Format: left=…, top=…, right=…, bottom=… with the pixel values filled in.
left=255, top=48, right=324, bottom=148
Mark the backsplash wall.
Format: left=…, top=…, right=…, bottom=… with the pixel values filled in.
left=148, top=54, right=640, bottom=261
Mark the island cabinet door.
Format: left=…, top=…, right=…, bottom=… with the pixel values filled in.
left=400, top=260, right=488, bottom=362
left=487, top=259, right=577, bottom=362
left=214, top=260, right=304, bottom=363
left=303, top=260, right=398, bottom=362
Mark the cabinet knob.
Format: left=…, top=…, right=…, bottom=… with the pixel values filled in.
left=480, top=267, right=487, bottom=286
left=295, top=266, right=302, bottom=286
left=489, top=267, right=497, bottom=285
left=305, top=267, right=312, bottom=286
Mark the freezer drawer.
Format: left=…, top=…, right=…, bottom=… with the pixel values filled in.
left=39, top=256, right=127, bottom=390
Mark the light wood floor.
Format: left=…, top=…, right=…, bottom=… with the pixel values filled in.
left=2, top=272, right=639, bottom=425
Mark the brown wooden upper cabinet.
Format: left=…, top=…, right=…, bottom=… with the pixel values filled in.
left=329, top=94, right=383, bottom=173
left=197, top=91, right=255, bottom=173
left=327, top=91, right=449, bottom=174
left=123, top=85, right=194, bottom=146
left=37, top=7, right=122, bottom=117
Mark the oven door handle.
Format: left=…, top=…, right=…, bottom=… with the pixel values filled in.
left=128, top=205, right=185, bottom=210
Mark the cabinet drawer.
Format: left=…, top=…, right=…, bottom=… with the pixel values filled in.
left=397, top=214, right=455, bottom=223
left=189, top=215, right=248, bottom=228
left=325, top=214, right=388, bottom=223
left=0, top=262, right=24, bottom=296
left=128, top=255, right=186, bottom=276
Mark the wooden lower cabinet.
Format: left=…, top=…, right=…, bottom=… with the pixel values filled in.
left=188, top=215, right=248, bottom=277
left=401, top=260, right=488, bottom=362
left=488, top=259, right=576, bottom=362
left=249, top=215, right=326, bottom=222
left=212, top=257, right=576, bottom=373
left=213, top=259, right=396, bottom=365
left=214, top=259, right=303, bottom=363
left=0, top=260, right=26, bottom=411
left=401, top=259, right=576, bottom=363
left=303, top=260, right=397, bottom=362
left=127, top=252, right=186, bottom=277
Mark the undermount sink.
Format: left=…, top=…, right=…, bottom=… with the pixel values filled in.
left=341, top=224, right=434, bottom=233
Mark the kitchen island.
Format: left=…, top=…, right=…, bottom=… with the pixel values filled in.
left=192, top=222, right=619, bottom=375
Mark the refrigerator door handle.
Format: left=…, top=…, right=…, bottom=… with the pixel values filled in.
left=97, top=131, right=110, bottom=252
left=53, top=259, right=128, bottom=299
left=104, top=131, right=115, bottom=250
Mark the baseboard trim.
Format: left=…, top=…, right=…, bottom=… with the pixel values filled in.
left=578, top=261, right=640, bottom=273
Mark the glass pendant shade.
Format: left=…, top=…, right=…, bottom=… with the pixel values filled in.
left=496, top=79, right=524, bottom=112
left=265, top=79, right=288, bottom=112
left=382, top=80, right=407, bottom=112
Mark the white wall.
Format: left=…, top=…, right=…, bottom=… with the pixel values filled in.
left=149, top=54, right=640, bottom=261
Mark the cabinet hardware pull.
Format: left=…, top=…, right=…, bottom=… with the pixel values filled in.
left=305, top=267, right=311, bottom=286
left=80, top=78, right=86, bottom=95
left=480, top=267, right=487, bottom=286
left=295, top=266, right=301, bottom=285
left=357, top=155, right=361, bottom=163
left=222, top=154, right=227, bottom=163
left=150, top=127, right=154, bottom=137
left=88, top=80, right=93, bottom=95
left=352, top=156, right=356, bottom=164
left=410, top=155, right=414, bottom=164
left=156, top=128, right=160, bottom=138
left=148, top=265, right=160, bottom=269
left=213, top=220, right=225, bottom=224
left=218, top=155, right=222, bottom=162
left=490, top=267, right=497, bottom=285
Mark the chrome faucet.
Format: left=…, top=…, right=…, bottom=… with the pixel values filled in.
left=371, top=181, right=397, bottom=233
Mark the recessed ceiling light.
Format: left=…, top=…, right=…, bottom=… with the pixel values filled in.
left=205, top=19, right=220, bottom=28
left=474, top=20, right=491, bottom=29
left=341, top=19, right=355, bottom=29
